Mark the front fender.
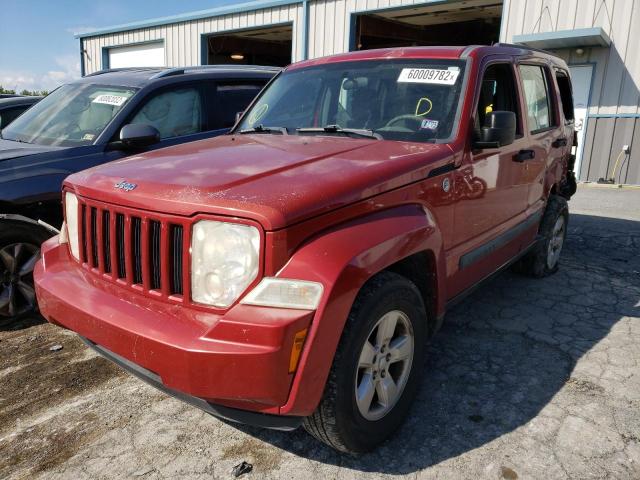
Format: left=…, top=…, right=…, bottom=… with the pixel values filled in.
left=276, top=204, right=445, bottom=416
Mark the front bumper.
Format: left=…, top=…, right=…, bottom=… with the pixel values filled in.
left=81, top=336, right=302, bottom=430
left=34, top=238, right=313, bottom=423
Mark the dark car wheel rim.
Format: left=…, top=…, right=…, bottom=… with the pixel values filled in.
left=355, top=310, right=414, bottom=421
left=0, top=243, right=39, bottom=318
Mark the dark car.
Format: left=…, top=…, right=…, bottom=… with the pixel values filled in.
left=0, top=96, right=42, bottom=128
left=0, top=65, right=278, bottom=321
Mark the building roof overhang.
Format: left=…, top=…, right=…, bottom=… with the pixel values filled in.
left=513, top=27, right=611, bottom=49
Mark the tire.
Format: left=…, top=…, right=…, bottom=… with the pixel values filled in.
left=513, top=194, right=569, bottom=278
left=303, top=271, right=427, bottom=453
left=0, top=221, right=51, bottom=322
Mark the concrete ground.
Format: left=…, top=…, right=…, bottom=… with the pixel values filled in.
left=1, top=184, right=639, bottom=479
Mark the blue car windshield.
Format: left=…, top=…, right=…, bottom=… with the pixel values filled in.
left=1, top=83, right=137, bottom=147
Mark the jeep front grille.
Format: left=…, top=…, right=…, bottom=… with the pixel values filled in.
left=75, top=196, right=187, bottom=299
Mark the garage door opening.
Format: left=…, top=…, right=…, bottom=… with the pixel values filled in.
left=352, top=1, right=502, bottom=51
left=108, top=41, right=165, bottom=69
left=204, top=24, right=292, bottom=67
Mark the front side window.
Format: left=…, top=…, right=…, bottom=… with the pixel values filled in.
left=130, top=87, right=204, bottom=139
left=519, top=65, right=554, bottom=132
left=475, top=63, right=522, bottom=138
left=212, top=82, right=266, bottom=129
left=1, top=84, right=136, bottom=146
left=0, top=105, right=30, bottom=127
left=237, top=59, right=467, bottom=142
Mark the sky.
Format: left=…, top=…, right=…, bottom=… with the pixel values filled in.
left=0, top=0, right=240, bottom=92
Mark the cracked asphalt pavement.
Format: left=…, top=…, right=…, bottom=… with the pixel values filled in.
left=1, top=185, right=639, bottom=479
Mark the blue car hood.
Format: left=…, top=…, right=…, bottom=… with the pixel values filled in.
left=0, top=138, right=67, bottom=161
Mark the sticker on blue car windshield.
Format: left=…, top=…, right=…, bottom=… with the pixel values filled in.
left=92, top=94, right=128, bottom=107
left=398, top=67, right=460, bottom=85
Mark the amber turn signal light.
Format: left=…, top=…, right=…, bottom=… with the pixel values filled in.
left=288, top=328, right=308, bottom=373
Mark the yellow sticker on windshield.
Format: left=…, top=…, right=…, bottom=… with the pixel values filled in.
left=415, top=97, right=433, bottom=116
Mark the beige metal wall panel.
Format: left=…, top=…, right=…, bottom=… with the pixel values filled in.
left=82, top=4, right=302, bottom=74
left=624, top=120, right=640, bottom=184
left=307, top=0, right=428, bottom=59
left=586, top=118, right=616, bottom=182
left=503, top=0, right=640, bottom=117
left=609, top=118, right=636, bottom=183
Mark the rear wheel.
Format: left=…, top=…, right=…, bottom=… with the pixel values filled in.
left=303, top=271, right=427, bottom=453
left=514, top=194, right=569, bottom=277
left=0, top=222, right=50, bottom=322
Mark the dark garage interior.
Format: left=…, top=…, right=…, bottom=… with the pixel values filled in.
left=204, top=24, right=292, bottom=67
left=353, top=0, right=503, bottom=50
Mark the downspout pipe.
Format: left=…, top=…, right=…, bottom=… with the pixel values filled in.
left=301, top=0, right=309, bottom=60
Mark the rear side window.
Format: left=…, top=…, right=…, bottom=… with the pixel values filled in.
left=555, top=71, right=574, bottom=123
left=213, top=82, right=265, bottom=129
left=130, top=87, right=204, bottom=139
left=519, top=65, right=554, bottom=132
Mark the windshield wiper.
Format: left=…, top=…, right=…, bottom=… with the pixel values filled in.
left=296, top=125, right=381, bottom=140
left=238, top=124, right=288, bottom=135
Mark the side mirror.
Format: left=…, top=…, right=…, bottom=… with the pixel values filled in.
left=119, top=124, right=160, bottom=149
left=473, top=111, right=516, bottom=149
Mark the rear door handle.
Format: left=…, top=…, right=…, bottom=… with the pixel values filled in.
left=552, top=137, right=568, bottom=148
left=514, top=149, right=535, bottom=162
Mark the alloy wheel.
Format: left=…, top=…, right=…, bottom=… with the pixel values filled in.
left=0, top=242, right=39, bottom=318
left=355, top=310, right=414, bottom=421
left=546, top=216, right=565, bottom=270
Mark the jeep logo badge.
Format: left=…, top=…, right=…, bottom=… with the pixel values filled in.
left=114, top=180, right=137, bottom=192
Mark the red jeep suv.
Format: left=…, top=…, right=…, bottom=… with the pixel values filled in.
left=35, top=45, right=577, bottom=453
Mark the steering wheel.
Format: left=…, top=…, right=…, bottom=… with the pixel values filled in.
left=383, top=114, right=424, bottom=131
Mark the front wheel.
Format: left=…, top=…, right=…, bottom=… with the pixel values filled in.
left=303, top=271, right=427, bottom=453
left=0, top=221, right=51, bottom=322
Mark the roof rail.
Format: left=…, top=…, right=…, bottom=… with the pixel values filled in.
left=494, top=42, right=553, bottom=55
left=84, top=67, right=163, bottom=77
left=149, top=64, right=281, bottom=80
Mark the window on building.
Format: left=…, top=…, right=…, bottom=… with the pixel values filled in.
left=519, top=65, right=555, bottom=132
left=213, top=82, right=266, bottom=129
left=130, top=87, right=204, bottom=139
left=555, top=70, right=575, bottom=124
left=475, top=63, right=522, bottom=139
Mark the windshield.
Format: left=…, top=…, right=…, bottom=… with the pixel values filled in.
left=1, top=84, right=137, bottom=146
left=237, top=59, right=466, bottom=142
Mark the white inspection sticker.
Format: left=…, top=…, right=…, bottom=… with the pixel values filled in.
left=397, top=67, right=460, bottom=85
left=92, top=94, right=128, bottom=107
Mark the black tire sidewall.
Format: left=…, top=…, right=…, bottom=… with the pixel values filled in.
left=332, top=276, right=426, bottom=452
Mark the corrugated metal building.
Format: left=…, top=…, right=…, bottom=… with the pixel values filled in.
left=76, top=0, right=640, bottom=184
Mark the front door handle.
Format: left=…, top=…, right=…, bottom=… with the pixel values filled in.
left=552, top=137, right=568, bottom=148
left=514, top=149, right=535, bottom=162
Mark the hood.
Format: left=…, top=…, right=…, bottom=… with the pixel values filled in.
left=67, top=134, right=453, bottom=230
left=0, top=138, right=66, bottom=161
